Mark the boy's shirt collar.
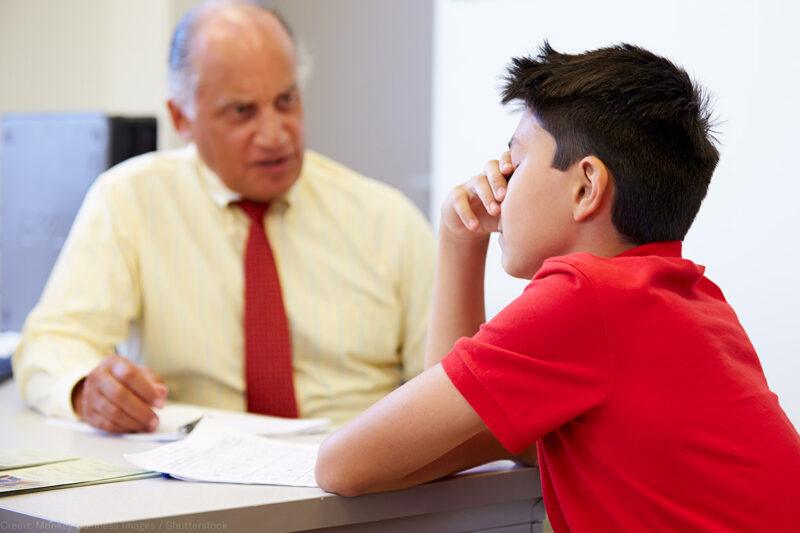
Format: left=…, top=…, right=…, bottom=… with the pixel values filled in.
left=616, top=241, right=682, bottom=258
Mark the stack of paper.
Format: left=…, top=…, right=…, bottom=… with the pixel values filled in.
left=124, top=418, right=319, bottom=487
left=0, top=450, right=158, bottom=496
left=0, top=449, right=77, bottom=470
left=48, top=403, right=330, bottom=442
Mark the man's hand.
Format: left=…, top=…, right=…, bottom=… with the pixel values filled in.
left=441, top=151, right=514, bottom=240
left=71, top=354, right=167, bottom=433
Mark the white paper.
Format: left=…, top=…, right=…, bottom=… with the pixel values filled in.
left=48, top=403, right=329, bottom=442
left=124, top=418, right=319, bottom=487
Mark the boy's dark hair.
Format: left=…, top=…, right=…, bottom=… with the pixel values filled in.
left=502, top=42, right=719, bottom=244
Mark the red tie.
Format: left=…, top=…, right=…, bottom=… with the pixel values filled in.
left=238, top=200, right=298, bottom=418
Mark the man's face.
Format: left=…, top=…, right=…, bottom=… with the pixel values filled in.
left=500, top=110, right=576, bottom=279
left=171, top=13, right=305, bottom=202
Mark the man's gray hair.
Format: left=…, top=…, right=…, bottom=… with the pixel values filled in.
left=168, top=0, right=311, bottom=117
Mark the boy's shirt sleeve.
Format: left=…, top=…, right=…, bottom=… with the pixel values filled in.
left=442, top=260, right=611, bottom=454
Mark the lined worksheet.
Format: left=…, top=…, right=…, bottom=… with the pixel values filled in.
left=124, top=418, right=319, bottom=487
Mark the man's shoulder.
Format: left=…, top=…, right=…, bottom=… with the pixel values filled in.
left=301, top=150, right=417, bottom=213
left=99, top=145, right=197, bottom=186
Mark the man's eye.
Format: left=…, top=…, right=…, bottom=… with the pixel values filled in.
left=277, top=92, right=297, bottom=110
left=231, top=104, right=256, bottom=117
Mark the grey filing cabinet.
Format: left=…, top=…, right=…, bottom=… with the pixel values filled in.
left=0, top=112, right=156, bottom=331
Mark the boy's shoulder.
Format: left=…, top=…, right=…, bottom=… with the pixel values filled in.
left=537, top=241, right=707, bottom=293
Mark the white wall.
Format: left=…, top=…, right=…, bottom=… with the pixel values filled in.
left=432, top=0, right=800, bottom=423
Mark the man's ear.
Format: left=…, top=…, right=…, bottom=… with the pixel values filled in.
left=167, top=99, right=194, bottom=142
left=572, top=155, right=611, bottom=222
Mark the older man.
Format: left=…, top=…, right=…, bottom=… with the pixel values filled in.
left=13, top=0, right=434, bottom=432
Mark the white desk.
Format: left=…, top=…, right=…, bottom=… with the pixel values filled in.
left=0, top=381, right=543, bottom=532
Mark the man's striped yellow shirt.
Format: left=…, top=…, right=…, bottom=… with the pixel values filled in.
left=13, top=145, right=436, bottom=427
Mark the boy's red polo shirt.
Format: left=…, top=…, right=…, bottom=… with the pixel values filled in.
left=443, top=241, right=800, bottom=532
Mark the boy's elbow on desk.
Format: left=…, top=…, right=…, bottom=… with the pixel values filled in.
left=315, top=435, right=373, bottom=497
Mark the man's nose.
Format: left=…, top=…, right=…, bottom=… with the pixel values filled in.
left=254, top=108, right=288, bottom=147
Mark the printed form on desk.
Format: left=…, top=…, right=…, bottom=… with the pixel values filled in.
left=124, top=418, right=319, bottom=487
left=0, top=458, right=157, bottom=496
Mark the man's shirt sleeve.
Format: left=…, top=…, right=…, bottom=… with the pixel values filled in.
left=12, top=175, right=141, bottom=419
left=397, top=202, right=436, bottom=382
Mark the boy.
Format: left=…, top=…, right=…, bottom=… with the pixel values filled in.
left=315, top=42, right=800, bottom=531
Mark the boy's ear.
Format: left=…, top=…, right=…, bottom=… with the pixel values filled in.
left=572, top=155, right=611, bottom=222
left=166, top=100, right=194, bottom=142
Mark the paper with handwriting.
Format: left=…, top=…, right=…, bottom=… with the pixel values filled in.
left=48, top=403, right=329, bottom=442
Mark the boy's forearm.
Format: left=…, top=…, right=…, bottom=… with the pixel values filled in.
left=319, top=422, right=537, bottom=497
left=350, top=430, right=515, bottom=495
left=387, top=430, right=516, bottom=490
left=315, top=364, right=525, bottom=497
left=424, top=229, right=491, bottom=369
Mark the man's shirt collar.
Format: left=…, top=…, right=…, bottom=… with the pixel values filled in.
left=190, top=144, right=301, bottom=209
